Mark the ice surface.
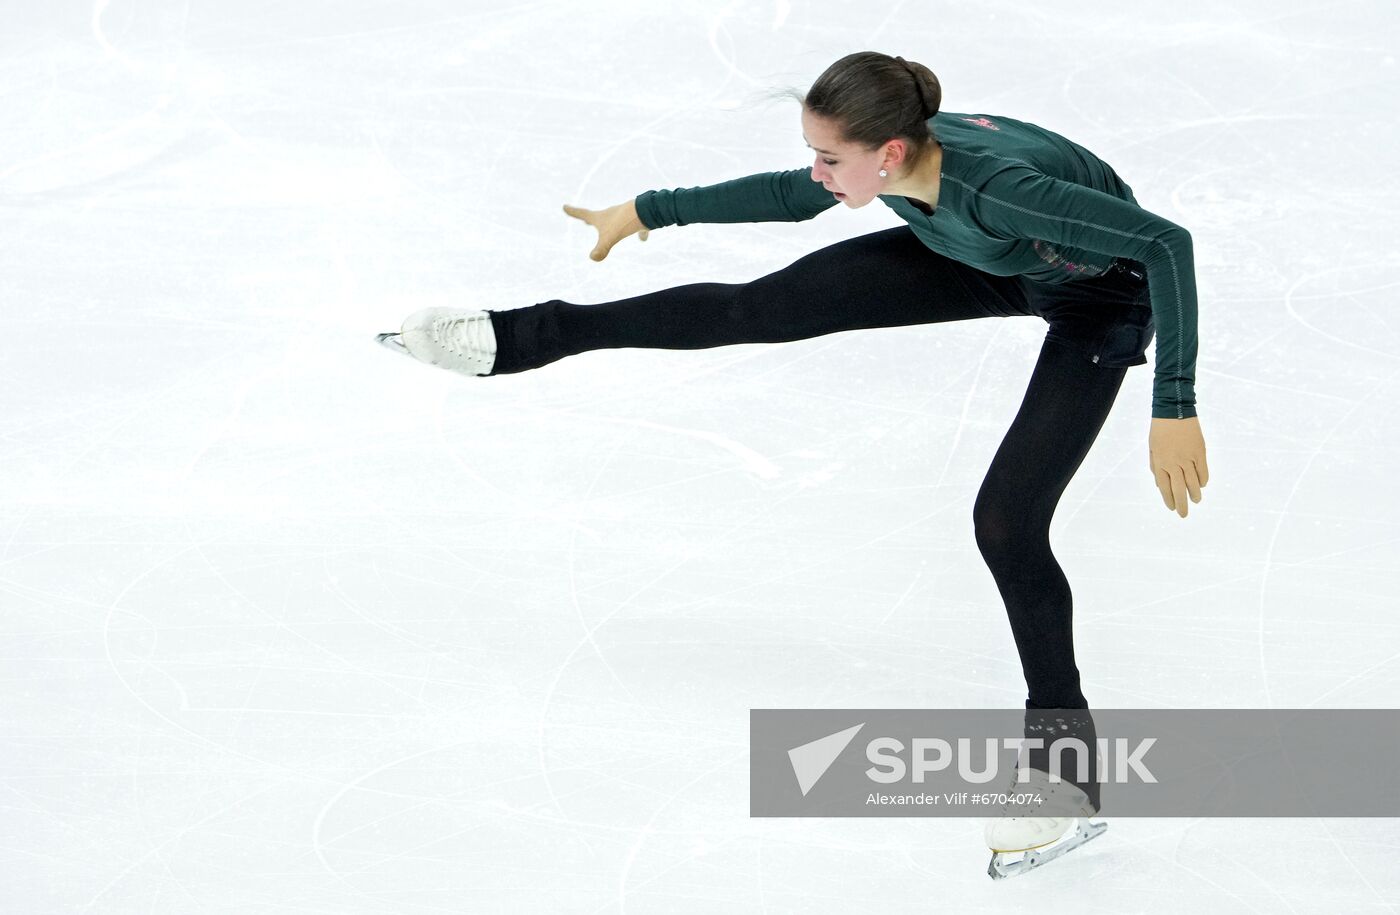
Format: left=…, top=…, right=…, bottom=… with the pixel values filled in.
left=2, top=0, right=1398, bottom=911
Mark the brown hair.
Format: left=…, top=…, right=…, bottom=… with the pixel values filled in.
left=775, top=52, right=941, bottom=171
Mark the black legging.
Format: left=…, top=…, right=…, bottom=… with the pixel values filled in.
left=485, top=225, right=1153, bottom=807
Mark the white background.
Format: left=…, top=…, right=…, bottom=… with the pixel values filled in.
left=3, top=0, right=1398, bottom=911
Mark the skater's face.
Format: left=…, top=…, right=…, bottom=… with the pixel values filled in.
left=801, top=109, right=913, bottom=209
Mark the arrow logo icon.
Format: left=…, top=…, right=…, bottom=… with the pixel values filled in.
left=788, top=723, right=865, bottom=796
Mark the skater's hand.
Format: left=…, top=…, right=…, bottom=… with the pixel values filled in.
left=562, top=199, right=650, bottom=262
left=1149, top=416, right=1208, bottom=519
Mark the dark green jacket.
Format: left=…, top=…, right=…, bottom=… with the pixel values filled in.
left=635, top=111, right=1198, bottom=420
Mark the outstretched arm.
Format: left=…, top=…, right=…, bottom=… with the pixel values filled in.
left=634, top=167, right=841, bottom=228
left=563, top=168, right=840, bottom=262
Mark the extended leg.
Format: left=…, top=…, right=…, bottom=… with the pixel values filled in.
left=486, top=226, right=1015, bottom=374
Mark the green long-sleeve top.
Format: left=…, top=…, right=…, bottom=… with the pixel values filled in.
left=634, top=111, right=1198, bottom=420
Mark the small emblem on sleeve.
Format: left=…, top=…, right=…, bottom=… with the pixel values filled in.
left=961, top=117, right=1000, bottom=130
left=1033, top=240, right=1106, bottom=276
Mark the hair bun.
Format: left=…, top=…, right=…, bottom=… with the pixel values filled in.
left=894, top=55, right=938, bottom=119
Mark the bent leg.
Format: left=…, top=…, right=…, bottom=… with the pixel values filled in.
left=973, top=335, right=1128, bottom=710
left=487, top=226, right=1016, bottom=374
left=973, top=335, right=1128, bottom=811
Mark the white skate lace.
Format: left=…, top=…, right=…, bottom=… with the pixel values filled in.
left=432, top=314, right=496, bottom=358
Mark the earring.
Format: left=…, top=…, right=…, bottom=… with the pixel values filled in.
left=879, top=169, right=888, bottom=178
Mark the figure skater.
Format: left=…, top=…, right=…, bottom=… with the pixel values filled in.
left=378, top=50, right=1209, bottom=878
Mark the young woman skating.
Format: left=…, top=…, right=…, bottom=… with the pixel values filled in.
left=379, top=51, right=1209, bottom=878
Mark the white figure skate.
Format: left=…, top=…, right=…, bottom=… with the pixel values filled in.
left=985, top=764, right=1106, bottom=880
left=377, top=308, right=497, bottom=377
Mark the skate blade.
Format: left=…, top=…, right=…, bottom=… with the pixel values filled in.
left=987, top=818, right=1106, bottom=880
left=376, top=330, right=494, bottom=376
left=376, top=332, right=412, bottom=356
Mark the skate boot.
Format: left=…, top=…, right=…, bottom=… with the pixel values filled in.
left=377, top=308, right=497, bottom=376
left=985, top=764, right=1106, bottom=880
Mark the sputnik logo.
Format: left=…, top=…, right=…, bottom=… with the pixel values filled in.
left=788, top=723, right=865, bottom=796
left=962, top=117, right=1000, bottom=130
